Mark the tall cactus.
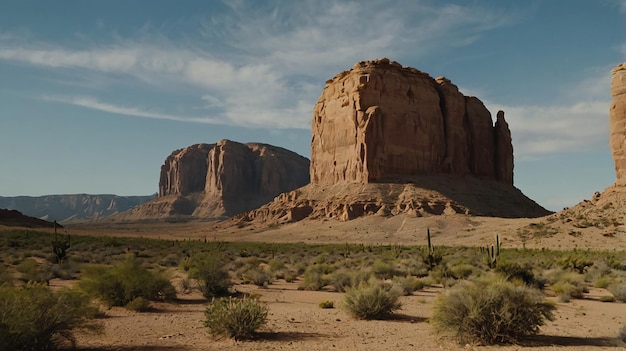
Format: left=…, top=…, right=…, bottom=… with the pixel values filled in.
left=424, top=228, right=442, bottom=269
left=487, top=234, right=501, bottom=268
left=51, top=220, right=70, bottom=263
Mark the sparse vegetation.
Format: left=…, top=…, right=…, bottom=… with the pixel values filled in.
left=609, top=283, right=626, bottom=302
left=432, top=277, right=555, bottom=345
left=392, top=275, right=426, bottom=295
left=2, top=228, right=626, bottom=348
left=204, top=297, right=268, bottom=340
left=0, top=282, right=101, bottom=351
left=79, top=257, right=176, bottom=309
left=546, top=269, right=588, bottom=302
left=182, top=252, right=232, bottom=298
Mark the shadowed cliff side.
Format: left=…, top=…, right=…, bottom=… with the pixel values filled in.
left=117, top=139, right=310, bottom=220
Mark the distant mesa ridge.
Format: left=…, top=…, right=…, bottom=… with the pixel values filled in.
left=121, top=139, right=310, bottom=219
left=0, top=194, right=156, bottom=222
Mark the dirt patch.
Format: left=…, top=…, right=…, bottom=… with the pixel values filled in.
left=70, top=281, right=626, bottom=351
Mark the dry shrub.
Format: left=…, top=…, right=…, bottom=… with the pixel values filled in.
left=204, top=297, right=268, bottom=340
left=548, top=270, right=588, bottom=302
left=241, top=268, right=272, bottom=287
left=609, top=283, right=626, bottom=302
left=392, top=275, right=426, bottom=295
left=432, top=277, right=555, bottom=345
left=79, top=258, right=176, bottom=308
left=298, top=264, right=334, bottom=291
left=0, top=283, right=101, bottom=350
left=343, top=278, right=402, bottom=320
left=183, top=252, right=232, bottom=298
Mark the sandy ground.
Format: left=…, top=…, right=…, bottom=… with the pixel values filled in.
left=40, top=211, right=625, bottom=350
left=68, top=212, right=626, bottom=250
left=64, top=279, right=626, bottom=351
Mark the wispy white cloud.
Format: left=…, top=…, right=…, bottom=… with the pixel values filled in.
left=0, top=1, right=514, bottom=130
left=42, top=95, right=225, bottom=124
left=491, top=100, right=609, bottom=159
left=485, top=67, right=613, bottom=159
left=0, top=47, right=138, bottom=72
left=218, top=1, right=512, bottom=77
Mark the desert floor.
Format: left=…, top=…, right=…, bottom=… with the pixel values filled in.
left=56, top=212, right=626, bottom=350
left=64, top=279, right=626, bottom=351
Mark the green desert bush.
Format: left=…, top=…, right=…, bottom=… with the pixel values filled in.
left=609, top=283, right=626, bottom=302
left=16, top=258, right=51, bottom=284
left=329, top=270, right=371, bottom=292
left=495, top=261, right=539, bottom=286
left=284, top=272, right=297, bottom=283
left=428, top=264, right=454, bottom=285
left=372, top=259, right=400, bottom=279
left=298, top=264, right=335, bottom=291
left=0, top=282, right=101, bottom=350
left=432, top=277, right=556, bottom=345
left=392, top=275, right=426, bottom=295
left=125, top=297, right=151, bottom=312
left=343, top=278, right=402, bottom=320
left=50, top=260, right=81, bottom=280
left=329, top=270, right=351, bottom=292
left=204, top=297, right=268, bottom=340
left=585, top=261, right=613, bottom=281
left=558, top=253, right=594, bottom=274
left=183, top=252, right=232, bottom=298
left=267, top=258, right=285, bottom=273
left=319, top=300, right=334, bottom=309
left=548, top=270, right=588, bottom=302
left=593, top=276, right=615, bottom=289
left=79, top=258, right=176, bottom=308
left=241, top=268, right=272, bottom=287
left=449, top=263, right=476, bottom=280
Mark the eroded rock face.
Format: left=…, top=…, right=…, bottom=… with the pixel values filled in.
left=159, top=144, right=213, bottom=196
left=148, top=140, right=310, bottom=218
left=310, top=59, right=513, bottom=186
left=611, top=63, right=626, bottom=186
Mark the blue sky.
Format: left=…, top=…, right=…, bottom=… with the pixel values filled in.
left=0, top=0, right=625, bottom=211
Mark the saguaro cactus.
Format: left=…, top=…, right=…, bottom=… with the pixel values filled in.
left=51, top=221, right=70, bottom=263
left=486, top=234, right=501, bottom=268
left=424, top=228, right=442, bottom=269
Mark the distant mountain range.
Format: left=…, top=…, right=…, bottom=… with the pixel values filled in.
left=0, top=194, right=157, bottom=222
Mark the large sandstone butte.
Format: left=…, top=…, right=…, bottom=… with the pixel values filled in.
left=231, top=59, right=549, bottom=225
left=121, top=140, right=310, bottom=219
left=310, top=58, right=513, bottom=186
left=611, top=62, right=626, bottom=186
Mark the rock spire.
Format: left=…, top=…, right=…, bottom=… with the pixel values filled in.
left=611, top=63, right=626, bottom=186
